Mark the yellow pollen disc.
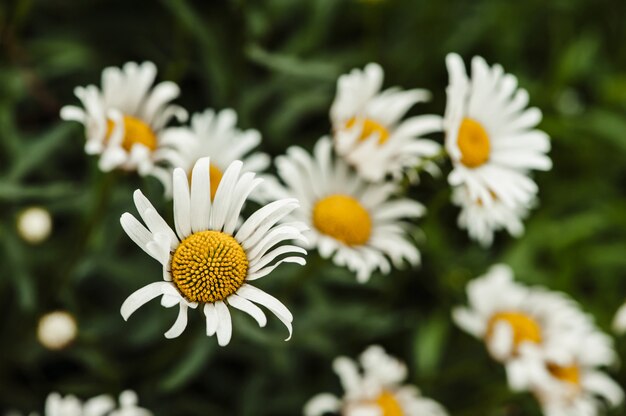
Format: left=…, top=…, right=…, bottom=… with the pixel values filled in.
left=457, top=118, right=490, bottom=168
left=486, top=311, right=542, bottom=353
left=312, top=194, right=372, bottom=246
left=106, top=115, right=158, bottom=152
left=547, top=362, right=581, bottom=386
left=209, top=164, right=224, bottom=200
left=346, top=117, right=390, bottom=144
left=170, top=230, right=248, bottom=303
left=375, top=391, right=403, bottom=416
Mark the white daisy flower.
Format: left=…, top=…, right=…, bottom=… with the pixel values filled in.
left=37, top=311, right=77, bottom=350
left=265, top=137, right=423, bottom=283
left=304, top=345, right=448, bottom=416
left=8, top=390, right=151, bottom=416
left=16, top=206, right=53, bottom=244
left=119, top=158, right=307, bottom=346
left=612, top=301, right=626, bottom=334
left=60, top=61, right=187, bottom=174
left=152, top=108, right=270, bottom=198
left=443, top=53, right=551, bottom=208
left=452, top=185, right=533, bottom=247
left=453, top=264, right=599, bottom=389
left=511, top=328, right=622, bottom=416
left=331, top=63, right=442, bottom=183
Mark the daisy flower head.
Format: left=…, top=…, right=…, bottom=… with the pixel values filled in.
left=330, top=63, right=443, bottom=183
left=8, top=390, right=151, bottom=416
left=443, top=53, right=551, bottom=209
left=119, top=158, right=307, bottom=346
left=153, top=108, right=270, bottom=198
left=304, top=345, right=448, bottom=416
left=265, top=137, right=424, bottom=283
left=60, top=61, right=187, bottom=174
left=452, top=185, right=534, bottom=247
left=453, top=264, right=599, bottom=388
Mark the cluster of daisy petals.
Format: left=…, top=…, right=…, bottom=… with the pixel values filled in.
left=454, top=264, right=623, bottom=416
left=49, top=53, right=624, bottom=416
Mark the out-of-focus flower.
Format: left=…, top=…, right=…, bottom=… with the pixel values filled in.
left=453, top=264, right=601, bottom=388
left=331, top=63, right=442, bottom=183
left=119, top=158, right=306, bottom=345
left=265, top=137, right=423, bottom=283
left=152, top=108, right=270, bottom=198
left=17, top=206, right=52, bottom=244
left=60, top=61, right=187, bottom=174
left=37, top=311, right=77, bottom=350
left=8, top=390, right=151, bottom=416
left=612, top=302, right=626, bottom=334
left=443, top=53, right=551, bottom=230
left=304, top=345, right=448, bottom=416
left=452, top=185, right=532, bottom=246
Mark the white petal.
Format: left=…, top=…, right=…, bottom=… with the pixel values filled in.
left=237, top=284, right=293, bottom=340
left=120, top=213, right=153, bottom=257
left=204, top=303, right=218, bottom=336
left=227, top=294, right=267, bottom=327
left=303, top=394, right=341, bottom=416
left=190, top=157, right=212, bottom=232
left=172, top=168, right=192, bottom=239
left=164, top=303, right=189, bottom=339
left=215, top=300, right=233, bottom=346
left=120, top=281, right=171, bottom=321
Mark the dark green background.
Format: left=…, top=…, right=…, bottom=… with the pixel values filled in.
left=1, top=0, right=626, bottom=414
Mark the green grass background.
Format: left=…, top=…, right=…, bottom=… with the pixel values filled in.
left=1, top=0, right=626, bottom=414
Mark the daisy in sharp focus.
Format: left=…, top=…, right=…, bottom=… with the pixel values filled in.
left=452, top=185, right=533, bottom=247
left=152, top=108, right=270, bottom=198
left=119, top=158, right=307, bottom=345
left=444, top=53, right=551, bottom=209
left=265, top=137, right=423, bottom=283
left=304, top=345, right=448, bottom=416
left=60, top=61, right=187, bottom=174
left=7, top=390, right=151, bottom=416
left=331, top=63, right=443, bottom=183
left=453, top=264, right=601, bottom=389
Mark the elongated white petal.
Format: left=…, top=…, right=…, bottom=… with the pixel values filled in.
left=172, top=168, right=192, bottom=239
left=204, top=303, right=218, bottom=336
left=211, top=160, right=243, bottom=231
left=120, top=213, right=153, bottom=257
left=190, top=157, right=212, bottom=232
left=120, top=281, right=171, bottom=321
left=215, top=300, right=233, bottom=346
left=228, top=294, right=267, bottom=327
left=237, top=284, right=292, bottom=340
left=164, top=303, right=188, bottom=339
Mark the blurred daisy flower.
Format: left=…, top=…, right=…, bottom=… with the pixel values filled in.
left=60, top=61, right=187, bottom=174
left=8, top=390, right=151, bottom=416
left=331, top=63, right=442, bottom=183
left=119, top=158, right=306, bottom=345
left=443, top=53, right=551, bottom=218
left=304, top=345, right=448, bottom=416
left=153, top=108, right=270, bottom=198
left=265, top=137, right=423, bottom=283
left=453, top=264, right=599, bottom=388
left=37, top=311, right=77, bottom=350
left=16, top=206, right=52, bottom=244
left=452, top=185, right=532, bottom=246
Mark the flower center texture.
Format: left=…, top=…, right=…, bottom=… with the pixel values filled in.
left=346, top=117, right=390, bottom=144
left=106, top=115, right=158, bottom=152
left=457, top=118, right=490, bottom=168
left=547, top=362, right=581, bottom=386
left=375, top=391, right=403, bottom=416
left=170, top=231, right=248, bottom=303
left=486, top=311, right=542, bottom=352
left=312, top=194, right=372, bottom=246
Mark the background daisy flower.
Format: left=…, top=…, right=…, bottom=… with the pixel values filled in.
left=8, top=390, right=151, bottom=416
left=265, top=137, right=423, bottom=283
left=452, top=185, right=533, bottom=246
left=452, top=264, right=597, bottom=389
left=153, top=108, right=270, bottom=198
left=331, top=63, right=442, bottom=183
left=119, top=158, right=306, bottom=345
left=304, top=345, right=448, bottom=416
left=443, top=53, right=552, bottom=208
left=60, top=61, right=187, bottom=173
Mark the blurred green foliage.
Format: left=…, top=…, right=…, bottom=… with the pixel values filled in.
left=1, top=0, right=626, bottom=415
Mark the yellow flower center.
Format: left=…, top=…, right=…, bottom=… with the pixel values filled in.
left=547, top=362, right=581, bottom=386
left=457, top=118, right=490, bottom=168
left=312, top=194, right=372, bottom=246
left=486, top=311, right=542, bottom=353
left=375, top=391, right=403, bottom=416
left=170, top=231, right=248, bottom=303
left=346, top=117, right=390, bottom=144
left=106, top=115, right=158, bottom=152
